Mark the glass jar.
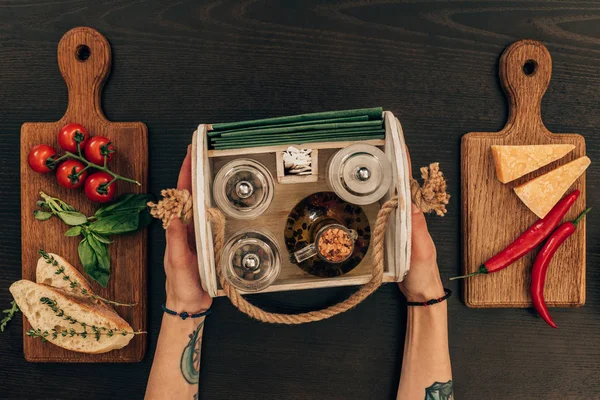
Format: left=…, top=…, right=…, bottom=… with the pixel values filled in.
left=213, top=159, right=274, bottom=219
left=293, top=223, right=358, bottom=264
left=221, top=228, right=281, bottom=292
left=326, top=144, right=392, bottom=205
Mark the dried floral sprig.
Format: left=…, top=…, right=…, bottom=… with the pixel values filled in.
left=39, top=250, right=136, bottom=307
left=30, top=297, right=145, bottom=342
left=1, top=300, right=20, bottom=332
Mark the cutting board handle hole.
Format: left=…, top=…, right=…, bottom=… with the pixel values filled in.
left=522, top=59, right=537, bottom=76
left=75, top=44, right=91, bottom=62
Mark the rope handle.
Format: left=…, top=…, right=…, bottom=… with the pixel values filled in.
left=148, top=163, right=449, bottom=324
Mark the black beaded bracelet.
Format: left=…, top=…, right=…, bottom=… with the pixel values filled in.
left=406, top=288, right=452, bottom=307
left=162, top=304, right=212, bottom=320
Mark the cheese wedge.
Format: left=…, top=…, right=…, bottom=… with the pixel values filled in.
left=514, top=156, right=590, bottom=218
left=491, top=144, right=575, bottom=183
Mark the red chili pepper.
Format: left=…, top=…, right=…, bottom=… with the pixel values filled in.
left=451, top=190, right=580, bottom=280
left=531, top=207, right=591, bottom=328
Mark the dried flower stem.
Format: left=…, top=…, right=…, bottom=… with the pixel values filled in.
left=39, top=250, right=136, bottom=307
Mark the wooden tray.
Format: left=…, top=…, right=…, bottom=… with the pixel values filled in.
left=20, top=27, right=148, bottom=362
left=192, top=111, right=411, bottom=297
left=461, top=40, right=587, bottom=308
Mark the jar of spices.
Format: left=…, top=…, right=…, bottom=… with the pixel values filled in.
left=213, top=159, right=274, bottom=219
left=293, top=224, right=358, bottom=264
left=221, top=228, right=281, bottom=292
left=326, top=144, right=392, bottom=205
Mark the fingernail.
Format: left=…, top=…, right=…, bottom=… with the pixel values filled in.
left=187, top=145, right=191, bottom=155
left=411, top=202, right=420, bottom=214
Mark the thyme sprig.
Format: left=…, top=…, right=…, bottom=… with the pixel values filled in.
left=32, top=297, right=145, bottom=342
left=1, top=300, right=20, bottom=332
left=39, top=250, right=136, bottom=307
left=26, top=327, right=146, bottom=342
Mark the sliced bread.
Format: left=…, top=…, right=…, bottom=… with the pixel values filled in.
left=35, top=253, right=115, bottom=314
left=10, top=280, right=134, bottom=354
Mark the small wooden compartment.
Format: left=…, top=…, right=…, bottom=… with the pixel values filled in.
left=192, top=111, right=412, bottom=297
left=275, top=148, right=319, bottom=184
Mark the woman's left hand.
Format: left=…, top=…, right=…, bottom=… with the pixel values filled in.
left=163, top=146, right=212, bottom=312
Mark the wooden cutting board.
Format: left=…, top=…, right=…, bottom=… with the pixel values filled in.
left=20, top=27, right=148, bottom=361
left=461, top=40, right=587, bottom=308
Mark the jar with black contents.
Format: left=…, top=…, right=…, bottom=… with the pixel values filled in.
left=221, top=228, right=281, bottom=292
left=212, top=159, right=274, bottom=219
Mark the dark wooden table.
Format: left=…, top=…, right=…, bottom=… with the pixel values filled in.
left=1, top=1, right=598, bottom=399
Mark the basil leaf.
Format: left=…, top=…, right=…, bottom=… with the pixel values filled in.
left=36, top=201, right=48, bottom=209
left=34, top=210, right=53, bottom=221
left=64, top=226, right=83, bottom=237
left=138, top=209, right=153, bottom=230
left=57, top=199, right=76, bottom=212
left=78, top=238, right=100, bottom=284
left=93, top=194, right=136, bottom=217
left=57, top=211, right=88, bottom=226
left=89, top=212, right=140, bottom=235
left=90, top=232, right=112, bottom=244
left=94, top=194, right=152, bottom=217
left=87, top=234, right=111, bottom=287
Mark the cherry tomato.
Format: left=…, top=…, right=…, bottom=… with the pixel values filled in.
left=84, top=171, right=116, bottom=203
left=84, top=136, right=115, bottom=165
left=58, top=123, right=89, bottom=153
left=55, top=160, right=88, bottom=189
left=28, top=144, right=58, bottom=173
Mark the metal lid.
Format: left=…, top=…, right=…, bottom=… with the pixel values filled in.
left=213, top=159, right=274, bottom=219
left=327, top=144, right=392, bottom=205
left=221, top=228, right=281, bottom=292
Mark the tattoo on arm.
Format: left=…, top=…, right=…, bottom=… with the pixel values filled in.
left=181, top=320, right=204, bottom=388
left=424, top=380, right=454, bottom=400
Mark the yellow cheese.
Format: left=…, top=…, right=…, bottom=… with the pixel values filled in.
left=514, top=156, right=590, bottom=218
left=491, top=144, right=575, bottom=183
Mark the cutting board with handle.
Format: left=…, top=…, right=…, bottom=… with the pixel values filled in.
left=20, top=27, right=148, bottom=361
left=461, top=40, right=587, bottom=308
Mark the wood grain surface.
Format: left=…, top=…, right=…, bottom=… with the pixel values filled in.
left=462, top=40, right=587, bottom=308
left=0, top=1, right=599, bottom=399
left=20, top=27, right=148, bottom=362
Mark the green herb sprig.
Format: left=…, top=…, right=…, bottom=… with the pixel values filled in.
left=26, top=327, right=146, bottom=342
left=34, top=193, right=153, bottom=287
left=28, top=297, right=145, bottom=342
left=1, top=301, right=19, bottom=332
left=39, top=250, right=136, bottom=307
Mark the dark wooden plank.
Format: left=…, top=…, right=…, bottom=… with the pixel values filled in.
left=0, top=1, right=598, bottom=399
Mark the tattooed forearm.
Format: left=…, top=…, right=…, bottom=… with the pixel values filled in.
left=424, top=380, right=454, bottom=400
left=180, top=320, right=204, bottom=385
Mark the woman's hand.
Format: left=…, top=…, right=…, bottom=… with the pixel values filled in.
left=163, top=146, right=212, bottom=312
left=399, top=203, right=444, bottom=302
left=399, top=151, right=445, bottom=303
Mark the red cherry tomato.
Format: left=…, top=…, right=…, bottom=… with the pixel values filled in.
left=84, top=171, right=116, bottom=203
left=84, top=136, right=115, bottom=165
left=58, top=123, right=89, bottom=153
left=28, top=144, right=58, bottom=173
left=55, top=160, right=88, bottom=189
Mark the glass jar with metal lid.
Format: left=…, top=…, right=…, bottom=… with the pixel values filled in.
left=213, top=158, right=274, bottom=219
left=326, top=143, right=393, bottom=205
left=221, top=228, right=281, bottom=292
